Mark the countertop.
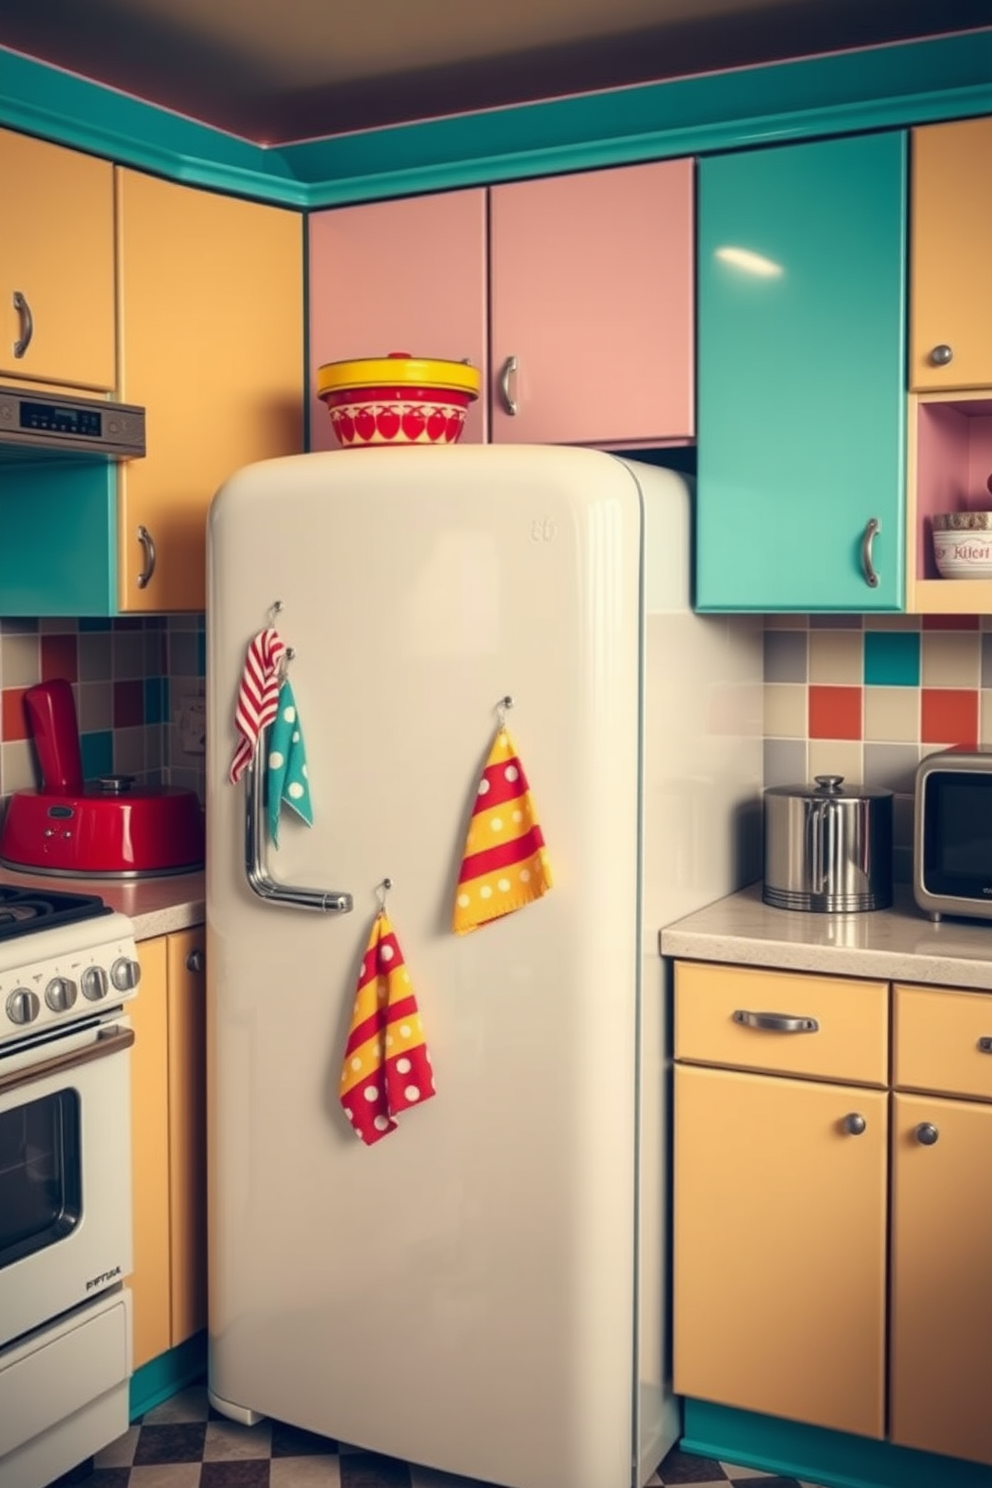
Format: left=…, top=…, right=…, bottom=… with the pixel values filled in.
left=660, top=881, right=992, bottom=992
left=0, top=865, right=205, bottom=941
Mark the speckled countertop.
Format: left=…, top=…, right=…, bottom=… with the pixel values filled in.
left=0, top=865, right=204, bottom=941
left=660, top=881, right=992, bottom=993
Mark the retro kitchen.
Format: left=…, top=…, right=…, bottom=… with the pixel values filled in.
left=0, top=10, right=991, bottom=1488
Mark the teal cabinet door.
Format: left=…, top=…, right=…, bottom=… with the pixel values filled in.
left=695, top=131, right=907, bottom=612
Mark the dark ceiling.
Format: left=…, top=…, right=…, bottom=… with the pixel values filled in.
left=0, top=0, right=988, bottom=145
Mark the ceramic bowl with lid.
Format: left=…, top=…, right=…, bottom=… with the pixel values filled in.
left=316, top=352, right=481, bottom=448
left=932, top=510, right=992, bottom=578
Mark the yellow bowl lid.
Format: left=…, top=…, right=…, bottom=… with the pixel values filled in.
left=316, top=353, right=481, bottom=399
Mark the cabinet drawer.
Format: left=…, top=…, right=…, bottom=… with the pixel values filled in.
left=893, top=983, right=992, bottom=1100
left=674, top=961, right=888, bottom=1084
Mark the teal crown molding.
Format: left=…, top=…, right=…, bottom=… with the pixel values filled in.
left=2, top=30, right=990, bottom=209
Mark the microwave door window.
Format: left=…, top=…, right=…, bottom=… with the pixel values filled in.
left=926, top=776, right=992, bottom=891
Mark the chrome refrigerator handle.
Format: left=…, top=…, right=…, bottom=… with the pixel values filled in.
left=244, top=737, right=353, bottom=914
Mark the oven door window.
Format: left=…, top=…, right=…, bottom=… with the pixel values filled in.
left=0, top=1088, right=81, bottom=1269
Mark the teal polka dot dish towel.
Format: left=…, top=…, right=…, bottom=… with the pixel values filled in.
left=267, top=678, right=313, bottom=846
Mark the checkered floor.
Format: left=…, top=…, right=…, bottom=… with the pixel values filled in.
left=53, top=1383, right=829, bottom=1488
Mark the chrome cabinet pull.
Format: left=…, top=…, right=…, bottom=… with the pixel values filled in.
left=732, top=1009, right=820, bottom=1033
left=843, top=1113, right=866, bottom=1135
left=915, top=1122, right=939, bottom=1146
left=244, top=738, right=353, bottom=915
left=12, top=290, right=33, bottom=358
left=861, top=517, right=880, bottom=588
left=499, top=355, right=518, bottom=415
left=136, top=525, right=156, bottom=588
left=186, top=949, right=205, bottom=974
left=929, top=344, right=953, bottom=366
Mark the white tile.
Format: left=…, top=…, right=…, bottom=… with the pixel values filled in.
left=128, top=1466, right=202, bottom=1488
left=270, top=1456, right=343, bottom=1487
left=142, top=1385, right=211, bottom=1424
left=721, top=1464, right=781, bottom=1479
left=408, top=1466, right=495, bottom=1488
left=204, top=1415, right=273, bottom=1459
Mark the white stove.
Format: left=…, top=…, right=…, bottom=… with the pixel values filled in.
left=0, top=884, right=139, bottom=1488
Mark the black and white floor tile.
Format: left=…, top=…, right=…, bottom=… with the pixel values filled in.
left=53, top=1384, right=828, bottom=1488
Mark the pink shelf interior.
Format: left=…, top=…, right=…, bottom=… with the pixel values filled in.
left=916, top=398, right=992, bottom=579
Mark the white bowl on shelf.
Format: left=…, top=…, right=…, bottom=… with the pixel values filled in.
left=932, top=512, right=992, bottom=579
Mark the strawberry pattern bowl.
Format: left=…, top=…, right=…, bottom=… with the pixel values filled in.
left=317, top=352, right=481, bottom=447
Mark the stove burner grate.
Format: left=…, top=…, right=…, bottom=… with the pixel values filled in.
left=0, top=886, right=111, bottom=942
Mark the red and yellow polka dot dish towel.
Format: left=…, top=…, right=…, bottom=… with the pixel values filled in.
left=452, top=727, right=553, bottom=934
left=339, top=910, right=436, bottom=1146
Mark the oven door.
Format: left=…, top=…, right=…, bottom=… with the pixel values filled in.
left=0, top=1014, right=134, bottom=1349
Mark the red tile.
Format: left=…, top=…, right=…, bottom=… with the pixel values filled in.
left=1, top=687, right=29, bottom=741
left=41, top=632, right=79, bottom=683
left=113, top=679, right=144, bottom=728
left=808, top=685, right=862, bottom=741
left=922, top=614, right=980, bottom=630
left=921, top=688, right=978, bottom=748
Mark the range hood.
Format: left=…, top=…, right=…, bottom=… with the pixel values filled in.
left=0, top=384, right=145, bottom=459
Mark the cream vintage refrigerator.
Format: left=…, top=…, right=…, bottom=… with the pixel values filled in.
left=206, top=444, right=761, bottom=1488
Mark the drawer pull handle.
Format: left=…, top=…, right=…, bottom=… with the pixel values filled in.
left=732, top=1009, right=819, bottom=1033
left=915, top=1122, right=940, bottom=1146
left=978, top=1037, right=992, bottom=1054
left=843, top=1112, right=866, bottom=1135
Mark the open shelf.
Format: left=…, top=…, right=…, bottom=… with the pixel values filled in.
left=907, top=391, right=992, bottom=612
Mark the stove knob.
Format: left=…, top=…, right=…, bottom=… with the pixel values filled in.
left=111, top=957, right=142, bottom=992
left=6, top=987, right=40, bottom=1025
left=45, top=977, right=78, bottom=1013
left=81, top=965, right=110, bottom=1002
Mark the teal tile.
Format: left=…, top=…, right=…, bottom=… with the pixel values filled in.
left=80, top=730, right=113, bottom=780
left=864, top=630, right=919, bottom=687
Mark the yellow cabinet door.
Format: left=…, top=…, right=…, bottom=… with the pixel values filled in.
left=0, top=128, right=116, bottom=390
left=127, top=935, right=171, bottom=1370
left=167, top=929, right=207, bottom=1347
left=674, top=1062, right=887, bottom=1438
left=890, top=1091, right=992, bottom=1465
left=116, top=169, right=304, bottom=611
left=910, top=116, right=992, bottom=392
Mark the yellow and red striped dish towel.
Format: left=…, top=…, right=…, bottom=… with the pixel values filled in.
left=452, top=727, right=553, bottom=934
left=339, top=911, right=436, bottom=1145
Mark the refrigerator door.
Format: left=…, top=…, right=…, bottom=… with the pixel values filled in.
left=206, top=445, right=656, bottom=1488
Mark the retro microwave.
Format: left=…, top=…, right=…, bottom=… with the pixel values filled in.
left=914, top=747, right=992, bottom=922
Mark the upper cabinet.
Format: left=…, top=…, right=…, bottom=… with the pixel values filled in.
left=910, top=116, right=992, bottom=393
left=117, top=169, right=304, bottom=611
left=695, top=131, right=907, bottom=613
left=308, top=159, right=694, bottom=452
left=0, top=128, right=116, bottom=391
left=489, top=160, right=694, bottom=447
left=308, top=189, right=489, bottom=446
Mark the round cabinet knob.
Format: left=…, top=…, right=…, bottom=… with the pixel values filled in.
left=843, top=1112, right=867, bottom=1135
left=915, top=1122, right=940, bottom=1146
left=6, top=987, right=40, bottom=1025
left=930, top=344, right=954, bottom=366
left=81, top=965, right=110, bottom=1002
left=44, top=977, right=78, bottom=1013
left=110, top=956, right=142, bottom=992
left=186, top=949, right=205, bottom=974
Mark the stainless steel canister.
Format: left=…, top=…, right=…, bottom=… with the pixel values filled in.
left=762, top=774, right=893, bottom=912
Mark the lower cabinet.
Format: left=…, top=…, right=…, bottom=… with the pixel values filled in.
left=673, top=961, right=992, bottom=1467
left=128, top=928, right=206, bottom=1370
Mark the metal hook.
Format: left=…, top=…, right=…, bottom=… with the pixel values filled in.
left=496, top=695, right=514, bottom=728
left=268, top=600, right=284, bottom=623
left=376, top=877, right=392, bottom=910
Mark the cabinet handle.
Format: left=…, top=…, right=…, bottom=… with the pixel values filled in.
left=12, top=290, right=33, bottom=358
left=860, top=517, right=880, bottom=588
left=186, top=949, right=205, bottom=974
left=978, top=1037, right=992, bottom=1053
left=732, top=1009, right=819, bottom=1033
left=842, top=1112, right=866, bottom=1135
left=136, top=525, right=157, bottom=588
left=915, top=1122, right=939, bottom=1146
left=929, top=343, right=953, bottom=366
left=499, top=355, right=518, bottom=416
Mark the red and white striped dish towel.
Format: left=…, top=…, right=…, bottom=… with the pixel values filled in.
left=229, top=627, right=287, bottom=783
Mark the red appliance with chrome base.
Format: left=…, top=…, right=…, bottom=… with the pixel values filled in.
left=0, top=679, right=204, bottom=877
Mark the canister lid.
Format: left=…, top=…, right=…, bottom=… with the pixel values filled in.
left=764, top=774, right=893, bottom=801
left=316, top=353, right=481, bottom=398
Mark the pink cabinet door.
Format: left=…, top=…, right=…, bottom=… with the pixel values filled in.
left=308, top=190, right=488, bottom=447
left=490, top=159, right=694, bottom=447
